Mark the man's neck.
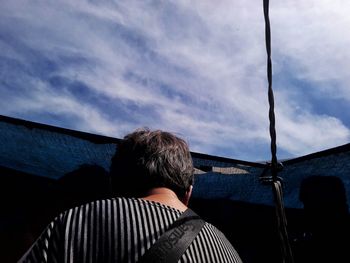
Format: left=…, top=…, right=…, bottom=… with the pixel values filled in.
left=141, top=187, right=188, bottom=212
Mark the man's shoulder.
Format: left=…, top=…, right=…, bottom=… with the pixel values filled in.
left=201, top=220, right=229, bottom=238
left=64, top=197, right=129, bottom=210
left=198, top=220, right=236, bottom=249
left=61, top=197, right=181, bottom=218
left=187, top=218, right=242, bottom=262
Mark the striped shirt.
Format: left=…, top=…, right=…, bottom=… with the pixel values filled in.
left=19, top=197, right=242, bottom=263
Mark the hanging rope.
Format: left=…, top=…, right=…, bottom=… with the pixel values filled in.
left=263, top=0, right=277, bottom=172
left=262, top=1, right=294, bottom=262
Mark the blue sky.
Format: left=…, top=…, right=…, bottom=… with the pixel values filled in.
left=1, top=0, right=350, bottom=162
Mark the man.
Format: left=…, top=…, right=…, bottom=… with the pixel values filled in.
left=19, top=128, right=242, bottom=262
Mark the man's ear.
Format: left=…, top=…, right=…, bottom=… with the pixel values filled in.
left=182, top=185, right=193, bottom=206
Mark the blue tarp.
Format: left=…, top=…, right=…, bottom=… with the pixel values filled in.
left=1, top=115, right=350, bottom=210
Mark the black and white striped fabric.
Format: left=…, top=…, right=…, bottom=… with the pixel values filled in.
left=19, top=198, right=242, bottom=263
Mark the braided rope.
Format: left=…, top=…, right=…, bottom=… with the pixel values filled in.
left=262, top=1, right=294, bottom=262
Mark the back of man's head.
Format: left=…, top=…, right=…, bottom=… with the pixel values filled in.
left=110, top=128, right=194, bottom=199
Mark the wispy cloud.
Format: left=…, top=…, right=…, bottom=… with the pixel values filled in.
left=1, top=0, right=349, bottom=161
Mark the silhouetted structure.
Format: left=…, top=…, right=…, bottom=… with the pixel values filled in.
left=58, top=164, right=111, bottom=210
left=292, top=175, right=350, bottom=263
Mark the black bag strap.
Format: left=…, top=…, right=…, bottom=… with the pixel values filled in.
left=138, top=208, right=205, bottom=263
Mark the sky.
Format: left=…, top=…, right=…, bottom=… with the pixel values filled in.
left=1, top=0, right=350, bottom=162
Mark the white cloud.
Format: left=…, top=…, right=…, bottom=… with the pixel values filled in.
left=1, top=0, right=350, bottom=160
left=276, top=100, right=350, bottom=155
left=272, top=0, right=350, bottom=99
